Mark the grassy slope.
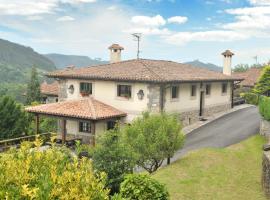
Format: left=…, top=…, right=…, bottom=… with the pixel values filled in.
left=153, top=135, right=267, bottom=200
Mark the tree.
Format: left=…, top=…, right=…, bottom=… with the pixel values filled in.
left=92, top=129, right=136, bottom=194
left=254, top=66, right=270, bottom=96
left=120, top=174, right=169, bottom=200
left=0, top=138, right=109, bottom=199
left=26, top=66, right=41, bottom=104
left=123, top=112, right=184, bottom=173
left=0, top=96, right=30, bottom=139
left=233, top=64, right=249, bottom=72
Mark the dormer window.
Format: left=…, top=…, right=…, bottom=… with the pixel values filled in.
left=80, top=82, right=92, bottom=96
left=117, top=84, right=131, bottom=98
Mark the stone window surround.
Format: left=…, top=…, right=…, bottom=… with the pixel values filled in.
left=221, top=82, right=228, bottom=96
left=170, top=85, right=180, bottom=102
left=190, top=84, right=197, bottom=100
left=78, top=121, right=91, bottom=133
left=205, top=83, right=211, bottom=98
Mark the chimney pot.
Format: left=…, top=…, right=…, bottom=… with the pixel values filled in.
left=222, top=50, right=234, bottom=76
left=108, top=44, right=124, bottom=63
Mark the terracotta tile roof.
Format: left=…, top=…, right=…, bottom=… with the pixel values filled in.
left=222, top=50, right=234, bottom=57
left=233, top=67, right=262, bottom=87
left=41, top=81, right=59, bottom=96
left=47, top=59, right=242, bottom=83
left=25, top=97, right=126, bottom=120
left=108, top=44, right=124, bottom=50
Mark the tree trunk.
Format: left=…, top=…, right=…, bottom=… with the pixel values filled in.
left=167, top=157, right=171, bottom=165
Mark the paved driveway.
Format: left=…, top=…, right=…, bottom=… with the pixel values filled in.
left=171, top=106, right=260, bottom=163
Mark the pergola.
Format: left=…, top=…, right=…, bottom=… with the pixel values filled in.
left=25, top=97, right=126, bottom=145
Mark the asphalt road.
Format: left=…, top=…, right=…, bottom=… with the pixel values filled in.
left=171, top=106, right=260, bottom=163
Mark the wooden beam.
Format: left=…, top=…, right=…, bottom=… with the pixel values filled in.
left=61, top=119, right=67, bottom=144
left=92, top=121, right=96, bottom=147
left=35, top=114, right=40, bottom=135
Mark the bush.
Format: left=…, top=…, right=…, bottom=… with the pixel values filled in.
left=259, top=96, right=270, bottom=121
left=120, top=174, right=169, bottom=200
left=240, top=92, right=259, bottom=105
left=92, top=129, right=136, bottom=194
left=0, top=137, right=109, bottom=199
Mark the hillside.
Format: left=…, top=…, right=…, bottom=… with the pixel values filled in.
left=185, top=59, right=222, bottom=72
left=44, top=53, right=108, bottom=68
left=0, top=38, right=56, bottom=83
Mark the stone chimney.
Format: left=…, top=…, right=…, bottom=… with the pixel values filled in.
left=222, top=50, right=234, bottom=76
left=108, top=44, right=124, bottom=63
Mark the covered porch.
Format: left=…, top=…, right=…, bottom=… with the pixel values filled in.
left=25, top=97, right=127, bottom=146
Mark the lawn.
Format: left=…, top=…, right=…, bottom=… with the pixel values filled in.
left=153, top=135, right=267, bottom=200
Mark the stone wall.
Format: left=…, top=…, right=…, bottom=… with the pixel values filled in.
left=262, top=150, right=270, bottom=198
left=58, top=79, right=67, bottom=102
left=261, top=119, right=270, bottom=137
left=147, top=84, right=161, bottom=113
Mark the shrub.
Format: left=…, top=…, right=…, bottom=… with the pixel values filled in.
left=259, top=96, right=270, bottom=121
left=92, top=129, right=136, bottom=194
left=0, top=137, right=109, bottom=199
left=120, top=174, right=169, bottom=200
left=240, top=92, right=259, bottom=105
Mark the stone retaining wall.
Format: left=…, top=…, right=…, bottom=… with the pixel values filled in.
left=261, top=119, right=270, bottom=137
left=262, top=151, right=270, bottom=198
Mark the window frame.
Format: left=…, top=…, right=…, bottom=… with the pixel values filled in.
left=205, top=84, right=211, bottom=96
left=117, top=84, right=132, bottom=98
left=222, top=83, right=228, bottom=94
left=80, top=82, right=92, bottom=95
left=79, top=121, right=91, bottom=133
left=191, top=84, right=197, bottom=97
left=107, top=121, right=117, bottom=130
left=171, top=85, right=179, bottom=99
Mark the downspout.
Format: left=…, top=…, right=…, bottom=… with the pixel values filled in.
left=231, top=81, right=234, bottom=108
left=160, top=84, right=165, bottom=112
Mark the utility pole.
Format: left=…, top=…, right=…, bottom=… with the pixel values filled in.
left=132, top=33, right=142, bottom=59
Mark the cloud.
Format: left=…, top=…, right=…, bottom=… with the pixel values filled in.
left=167, top=16, right=188, bottom=24
left=164, top=30, right=248, bottom=45
left=249, top=0, right=270, bottom=5
left=225, top=6, right=270, bottom=15
left=131, top=15, right=166, bottom=27
left=26, top=15, right=44, bottom=21
left=124, top=27, right=171, bottom=35
left=57, top=15, right=75, bottom=21
left=0, top=0, right=96, bottom=16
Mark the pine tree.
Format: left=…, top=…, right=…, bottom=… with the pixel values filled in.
left=0, top=96, right=30, bottom=139
left=26, top=66, right=41, bottom=104
left=254, top=66, right=270, bottom=96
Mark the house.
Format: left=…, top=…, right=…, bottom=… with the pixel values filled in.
left=233, top=67, right=262, bottom=88
left=40, top=81, right=59, bottom=103
left=26, top=44, right=242, bottom=145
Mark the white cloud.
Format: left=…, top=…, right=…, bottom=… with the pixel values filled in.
left=164, top=30, right=248, bottom=45
left=57, top=15, right=75, bottom=21
left=167, top=16, right=188, bottom=24
left=124, top=27, right=171, bottom=35
left=225, top=6, right=270, bottom=15
left=249, top=0, right=270, bottom=5
left=26, top=15, right=44, bottom=21
left=0, top=0, right=96, bottom=16
left=131, top=15, right=166, bottom=27
left=107, top=6, right=117, bottom=10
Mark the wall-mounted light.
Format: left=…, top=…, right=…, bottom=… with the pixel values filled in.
left=137, top=89, right=144, bottom=100
left=68, top=85, right=74, bottom=94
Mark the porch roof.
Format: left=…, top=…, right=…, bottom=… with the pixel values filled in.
left=25, top=97, right=127, bottom=120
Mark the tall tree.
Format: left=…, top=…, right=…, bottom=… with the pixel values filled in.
left=0, top=96, right=30, bottom=139
left=233, top=64, right=249, bottom=72
left=254, top=66, right=270, bottom=96
left=26, top=66, right=41, bottom=104
left=123, top=112, right=184, bottom=173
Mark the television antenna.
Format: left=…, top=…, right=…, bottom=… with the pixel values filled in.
left=132, top=33, right=142, bottom=59
left=253, top=55, right=258, bottom=65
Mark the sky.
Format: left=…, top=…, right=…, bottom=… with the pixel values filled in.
left=0, top=0, right=270, bottom=67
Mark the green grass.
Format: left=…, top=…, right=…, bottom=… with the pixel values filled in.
left=153, top=135, right=267, bottom=200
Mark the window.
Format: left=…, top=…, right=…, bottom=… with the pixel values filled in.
left=171, top=85, right=179, bottom=99
left=191, top=85, right=197, bottom=97
left=117, top=85, right=131, bottom=98
left=206, top=84, right=211, bottom=95
left=222, top=83, right=227, bottom=94
left=79, top=121, right=91, bottom=133
left=80, top=82, right=92, bottom=95
left=107, top=121, right=116, bottom=130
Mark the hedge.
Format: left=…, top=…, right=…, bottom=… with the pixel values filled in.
left=259, top=96, right=270, bottom=121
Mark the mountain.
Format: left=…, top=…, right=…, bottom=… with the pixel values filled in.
left=0, top=38, right=56, bottom=84
left=185, top=60, right=222, bottom=72
left=44, top=53, right=108, bottom=68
